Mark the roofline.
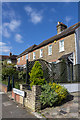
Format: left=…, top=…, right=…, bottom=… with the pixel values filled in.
left=17, top=44, right=37, bottom=58
left=30, top=31, right=75, bottom=52
left=17, top=22, right=80, bottom=59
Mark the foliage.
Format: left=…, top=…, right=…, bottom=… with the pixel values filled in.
left=29, top=61, right=45, bottom=88
left=18, top=71, right=26, bottom=82
left=50, top=82, right=69, bottom=104
left=40, top=82, right=69, bottom=107
left=2, top=67, right=18, bottom=80
left=40, top=83, right=58, bottom=106
left=2, top=80, right=8, bottom=85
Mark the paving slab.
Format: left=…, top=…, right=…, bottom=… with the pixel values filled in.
left=39, top=92, right=80, bottom=119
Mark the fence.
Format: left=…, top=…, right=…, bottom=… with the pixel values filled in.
left=26, top=59, right=80, bottom=83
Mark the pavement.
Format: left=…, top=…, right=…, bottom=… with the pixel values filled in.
left=1, top=91, right=80, bottom=120
left=0, top=92, right=38, bottom=119
left=39, top=92, right=80, bottom=119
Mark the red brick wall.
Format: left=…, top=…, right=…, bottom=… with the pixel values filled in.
left=0, top=84, right=8, bottom=93
left=17, top=55, right=26, bottom=65
left=12, top=90, right=20, bottom=103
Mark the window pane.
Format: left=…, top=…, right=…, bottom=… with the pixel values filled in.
left=33, top=52, right=35, bottom=60
left=26, top=54, right=28, bottom=60
left=48, top=45, right=52, bottom=55
left=40, top=49, right=43, bottom=57
left=59, top=40, right=64, bottom=52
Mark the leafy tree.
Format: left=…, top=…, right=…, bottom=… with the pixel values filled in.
left=29, top=61, right=45, bottom=88
left=2, top=67, right=18, bottom=80
left=18, top=71, right=26, bottom=82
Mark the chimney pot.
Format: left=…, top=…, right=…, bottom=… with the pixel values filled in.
left=57, top=22, right=67, bottom=34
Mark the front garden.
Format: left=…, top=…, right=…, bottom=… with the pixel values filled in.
left=1, top=60, right=71, bottom=109
left=29, top=61, right=69, bottom=108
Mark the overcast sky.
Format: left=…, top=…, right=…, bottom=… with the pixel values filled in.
left=1, top=2, right=78, bottom=55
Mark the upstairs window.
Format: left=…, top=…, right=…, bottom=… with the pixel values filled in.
left=48, top=45, right=52, bottom=55
left=40, top=49, right=43, bottom=58
left=33, top=52, right=36, bottom=60
left=18, top=58, right=20, bottom=63
left=59, top=40, right=64, bottom=52
left=26, top=54, right=28, bottom=60
left=22, top=56, right=24, bottom=60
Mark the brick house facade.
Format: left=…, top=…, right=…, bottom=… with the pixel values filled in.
left=17, top=22, right=80, bottom=67
left=0, top=52, right=17, bottom=64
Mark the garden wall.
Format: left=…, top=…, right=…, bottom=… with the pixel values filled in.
left=0, top=83, right=8, bottom=93
left=12, top=85, right=41, bottom=112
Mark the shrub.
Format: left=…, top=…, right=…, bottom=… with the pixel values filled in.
left=51, top=83, right=69, bottom=104
left=18, top=71, right=26, bottom=82
left=40, top=83, right=58, bottom=107
left=29, top=61, right=45, bottom=88
left=40, top=82, right=69, bottom=107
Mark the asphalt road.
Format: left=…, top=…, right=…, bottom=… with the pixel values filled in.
left=0, top=92, right=38, bottom=119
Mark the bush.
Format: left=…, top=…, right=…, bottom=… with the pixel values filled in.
left=2, top=67, right=18, bottom=80
left=40, top=83, right=58, bottom=107
left=51, top=83, right=69, bottom=104
left=40, top=82, right=69, bottom=107
left=29, top=61, right=45, bottom=88
left=18, top=71, right=26, bottom=82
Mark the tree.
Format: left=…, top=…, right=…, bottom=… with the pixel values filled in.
left=29, top=61, right=45, bottom=88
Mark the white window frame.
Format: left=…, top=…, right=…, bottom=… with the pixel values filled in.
left=59, top=40, right=64, bottom=52
left=33, top=52, right=36, bottom=60
left=22, top=56, right=24, bottom=60
left=26, top=54, right=28, bottom=60
left=40, top=49, right=43, bottom=58
left=18, top=58, right=20, bottom=63
left=48, top=45, right=52, bottom=55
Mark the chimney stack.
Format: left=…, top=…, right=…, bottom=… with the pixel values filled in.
left=9, top=52, right=12, bottom=57
left=57, top=22, right=67, bottom=34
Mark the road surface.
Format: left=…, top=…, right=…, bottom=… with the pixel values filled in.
left=0, top=92, right=38, bottom=119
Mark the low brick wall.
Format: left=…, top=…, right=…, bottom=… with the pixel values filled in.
left=12, top=85, right=41, bottom=112
left=12, top=90, right=23, bottom=104
left=0, top=83, right=8, bottom=93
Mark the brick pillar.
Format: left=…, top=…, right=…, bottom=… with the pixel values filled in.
left=32, top=85, right=41, bottom=112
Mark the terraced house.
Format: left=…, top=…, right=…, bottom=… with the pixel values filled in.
left=16, top=22, right=80, bottom=81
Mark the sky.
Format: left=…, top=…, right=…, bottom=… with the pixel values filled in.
left=1, top=2, right=78, bottom=55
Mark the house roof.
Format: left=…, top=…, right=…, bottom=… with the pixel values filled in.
left=17, top=22, right=80, bottom=58
left=0, top=55, right=17, bottom=60
left=17, top=44, right=37, bottom=58
left=0, top=55, right=9, bottom=60
left=9, top=55, right=17, bottom=60
left=30, top=22, right=80, bottom=52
